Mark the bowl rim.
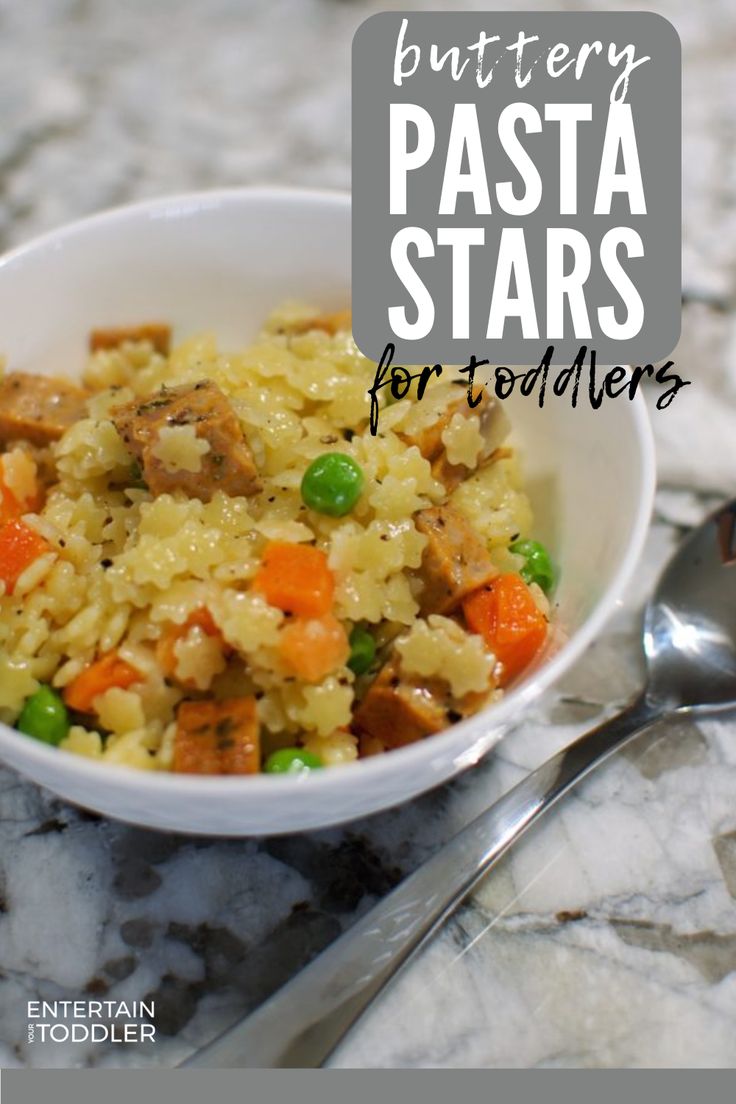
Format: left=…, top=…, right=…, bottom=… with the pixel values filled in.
left=0, top=185, right=352, bottom=275
left=0, top=185, right=657, bottom=805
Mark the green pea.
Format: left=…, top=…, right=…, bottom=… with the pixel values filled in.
left=264, top=748, right=324, bottom=775
left=301, top=452, right=364, bottom=517
left=510, top=538, right=556, bottom=594
left=17, top=685, right=70, bottom=747
left=347, top=625, right=376, bottom=675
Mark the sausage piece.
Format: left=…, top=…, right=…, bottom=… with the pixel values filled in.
left=173, top=697, right=260, bottom=774
left=0, top=372, right=90, bottom=446
left=402, top=386, right=509, bottom=491
left=90, top=324, right=171, bottom=356
left=352, top=659, right=449, bottom=753
left=414, top=505, right=498, bottom=615
left=111, top=379, right=261, bottom=500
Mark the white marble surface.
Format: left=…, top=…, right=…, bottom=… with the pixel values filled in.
left=1, top=0, right=736, bottom=1070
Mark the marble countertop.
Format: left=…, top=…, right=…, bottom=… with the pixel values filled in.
left=1, top=0, right=736, bottom=1070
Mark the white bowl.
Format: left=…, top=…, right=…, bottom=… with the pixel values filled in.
left=0, top=188, right=656, bottom=835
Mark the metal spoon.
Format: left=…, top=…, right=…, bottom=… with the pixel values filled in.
left=183, top=498, right=736, bottom=1068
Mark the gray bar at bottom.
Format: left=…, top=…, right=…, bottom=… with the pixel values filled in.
left=3, top=1068, right=736, bottom=1104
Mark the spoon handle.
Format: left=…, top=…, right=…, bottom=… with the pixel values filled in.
left=183, top=692, right=661, bottom=1068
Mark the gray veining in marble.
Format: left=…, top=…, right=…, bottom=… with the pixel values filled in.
left=0, top=0, right=735, bottom=1070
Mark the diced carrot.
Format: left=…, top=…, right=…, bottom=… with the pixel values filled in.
left=173, top=697, right=260, bottom=774
left=64, top=651, right=142, bottom=713
left=278, top=613, right=350, bottom=683
left=0, top=482, right=22, bottom=526
left=156, top=606, right=219, bottom=667
left=462, top=573, right=548, bottom=686
left=187, top=606, right=219, bottom=636
left=252, top=541, right=335, bottom=618
left=0, top=519, right=52, bottom=594
left=156, top=629, right=186, bottom=682
left=155, top=606, right=227, bottom=685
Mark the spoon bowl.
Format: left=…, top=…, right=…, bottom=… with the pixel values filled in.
left=645, top=500, right=736, bottom=712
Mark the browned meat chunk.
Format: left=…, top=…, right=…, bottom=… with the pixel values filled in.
left=352, top=659, right=449, bottom=753
left=414, top=505, right=498, bottom=615
left=353, top=657, right=487, bottom=754
left=402, top=386, right=509, bottom=491
left=0, top=372, right=90, bottom=446
left=89, top=324, right=171, bottom=356
left=111, top=380, right=261, bottom=500
left=173, top=697, right=260, bottom=774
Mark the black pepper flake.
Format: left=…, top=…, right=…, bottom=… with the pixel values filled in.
left=100, top=558, right=113, bottom=569
left=215, top=717, right=235, bottom=739
left=166, top=413, right=187, bottom=426
left=447, top=710, right=462, bottom=724
left=136, top=398, right=170, bottom=413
